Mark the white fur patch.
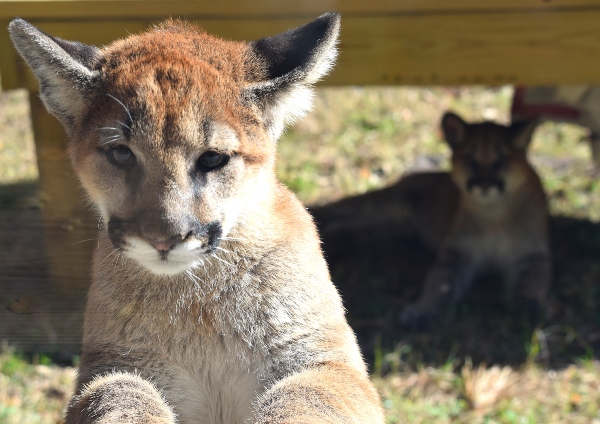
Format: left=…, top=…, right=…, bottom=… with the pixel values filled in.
left=124, top=237, right=206, bottom=276
left=471, top=186, right=502, bottom=205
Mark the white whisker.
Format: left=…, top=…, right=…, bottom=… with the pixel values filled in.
left=102, top=133, right=123, bottom=140
left=185, top=270, right=202, bottom=284
left=100, top=248, right=119, bottom=265
left=185, top=271, right=205, bottom=295
left=116, top=120, right=131, bottom=130
left=211, top=253, right=234, bottom=268
left=101, top=135, right=124, bottom=144
left=220, top=236, right=246, bottom=242
left=107, top=93, right=133, bottom=123
left=215, top=246, right=232, bottom=254
left=71, top=238, right=96, bottom=246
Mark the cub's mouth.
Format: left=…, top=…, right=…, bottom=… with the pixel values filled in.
left=466, top=178, right=505, bottom=203
left=107, top=218, right=223, bottom=276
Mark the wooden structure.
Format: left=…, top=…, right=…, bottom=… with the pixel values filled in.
left=1, top=0, right=600, bottom=353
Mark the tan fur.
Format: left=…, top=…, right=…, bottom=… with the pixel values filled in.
left=9, top=15, right=383, bottom=424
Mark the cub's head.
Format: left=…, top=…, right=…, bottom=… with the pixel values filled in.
left=10, top=14, right=340, bottom=275
left=441, top=112, right=538, bottom=204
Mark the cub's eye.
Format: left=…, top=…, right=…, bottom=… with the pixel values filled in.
left=107, top=146, right=136, bottom=167
left=197, top=151, right=229, bottom=172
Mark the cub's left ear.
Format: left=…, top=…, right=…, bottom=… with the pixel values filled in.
left=510, top=119, right=539, bottom=151
left=9, top=18, right=100, bottom=136
left=245, top=12, right=340, bottom=140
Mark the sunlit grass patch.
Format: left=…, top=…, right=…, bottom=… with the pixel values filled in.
left=0, top=90, right=37, bottom=184
left=375, top=357, right=600, bottom=424
left=0, top=346, right=75, bottom=424
left=277, top=86, right=600, bottom=225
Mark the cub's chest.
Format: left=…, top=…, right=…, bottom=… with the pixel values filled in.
left=166, top=353, right=267, bottom=424
left=451, top=224, right=530, bottom=265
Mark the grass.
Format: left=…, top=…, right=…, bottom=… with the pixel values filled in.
left=4, top=346, right=600, bottom=423
left=0, top=90, right=36, bottom=185
left=0, top=345, right=74, bottom=424
left=1, top=85, right=600, bottom=422
left=374, top=360, right=600, bottom=424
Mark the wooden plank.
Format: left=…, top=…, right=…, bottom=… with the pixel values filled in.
left=1, top=0, right=600, bottom=20
left=29, top=93, right=96, bottom=299
left=4, top=9, right=600, bottom=90
left=336, top=10, right=600, bottom=86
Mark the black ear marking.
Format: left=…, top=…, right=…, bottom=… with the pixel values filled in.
left=252, top=12, right=340, bottom=84
left=510, top=119, right=539, bottom=152
left=441, top=112, right=468, bottom=149
left=50, top=36, right=100, bottom=71
left=244, top=12, right=341, bottom=140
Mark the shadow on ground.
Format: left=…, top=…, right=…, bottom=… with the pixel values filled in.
left=311, top=198, right=600, bottom=371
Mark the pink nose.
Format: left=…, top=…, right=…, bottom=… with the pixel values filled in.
left=149, top=237, right=180, bottom=252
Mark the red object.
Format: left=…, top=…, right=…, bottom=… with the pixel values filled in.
left=511, top=86, right=581, bottom=121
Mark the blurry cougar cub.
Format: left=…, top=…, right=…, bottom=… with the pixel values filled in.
left=10, top=14, right=383, bottom=424
left=312, top=111, right=550, bottom=327
left=401, top=112, right=550, bottom=327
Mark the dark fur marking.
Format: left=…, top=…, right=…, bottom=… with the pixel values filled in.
left=48, top=34, right=99, bottom=70
left=107, top=216, right=128, bottom=249
left=205, top=221, right=222, bottom=252
left=252, top=13, right=336, bottom=81
left=248, top=12, right=339, bottom=104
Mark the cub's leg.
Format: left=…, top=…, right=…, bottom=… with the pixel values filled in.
left=66, top=372, right=176, bottom=424
left=510, top=251, right=551, bottom=321
left=255, top=362, right=384, bottom=424
left=401, top=247, right=474, bottom=328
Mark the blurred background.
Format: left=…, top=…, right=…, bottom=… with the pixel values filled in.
left=2, top=1, right=600, bottom=422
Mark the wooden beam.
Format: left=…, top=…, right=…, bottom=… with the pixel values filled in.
left=3, top=7, right=600, bottom=90
left=29, top=94, right=96, bottom=299
left=1, top=0, right=599, bottom=20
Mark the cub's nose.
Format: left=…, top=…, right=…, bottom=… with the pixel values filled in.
left=148, top=234, right=189, bottom=252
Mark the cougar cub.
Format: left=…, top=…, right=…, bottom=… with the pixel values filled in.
left=10, top=14, right=383, bottom=424
left=401, top=112, right=550, bottom=327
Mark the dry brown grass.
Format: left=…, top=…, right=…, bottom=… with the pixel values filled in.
left=375, top=361, right=600, bottom=423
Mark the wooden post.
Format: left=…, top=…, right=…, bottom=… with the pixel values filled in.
left=29, top=93, right=96, bottom=300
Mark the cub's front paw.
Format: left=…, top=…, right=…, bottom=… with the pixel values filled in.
left=400, top=304, right=439, bottom=330
left=66, top=372, right=176, bottom=424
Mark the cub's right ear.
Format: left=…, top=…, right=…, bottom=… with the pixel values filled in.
left=9, top=19, right=100, bottom=135
left=245, top=12, right=340, bottom=141
left=441, top=112, right=467, bottom=149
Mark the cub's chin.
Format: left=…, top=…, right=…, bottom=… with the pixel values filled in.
left=469, top=186, right=503, bottom=205
left=124, top=237, right=207, bottom=276
left=133, top=257, right=200, bottom=276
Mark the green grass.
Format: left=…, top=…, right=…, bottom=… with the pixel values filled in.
left=278, top=86, right=595, bottom=219
left=0, top=90, right=36, bottom=185
left=0, top=346, right=74, bottom=424
left=2, top=85, right=600, bottom=422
